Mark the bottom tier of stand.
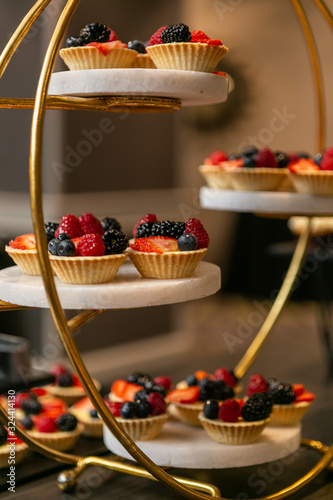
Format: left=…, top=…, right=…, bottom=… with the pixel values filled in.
left=103, top=420, right=301, bottom=469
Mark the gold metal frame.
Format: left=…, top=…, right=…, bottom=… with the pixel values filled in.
left=0, top=0, right=332, bottom=498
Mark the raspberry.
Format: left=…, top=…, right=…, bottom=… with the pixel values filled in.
left=153, top=376, right=172, bottom=391
left=106, top=401, right=122, bottom=417
left=247, top=374, right=269, bottom=397
left=147, top=25, right=168, bottom=46
left=214, top=367, right=236, bottom=388
left=79, top=213, right=104, bottom=235
left=146, top=392, right=166, bottom=416
left=133, top=213, right=158, bottom=238
left=55, top=214, right=84, bottom=239
left=209, top=150, right=228, bottom=165
left=190, top=30, right=210, bottom=43
left=218, top=399, right=241, bottom=422
left=76, top=233, right=105, bottom=256
left=320, top=148, right=333, bottom=171
left=255, top=148, right=278, bottom=168
left=184, top=218, right=209, bottom=249
left=35, top=415, right=57, bottom=433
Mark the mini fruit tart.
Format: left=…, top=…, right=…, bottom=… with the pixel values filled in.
left=199, top=393, right=272, bottom=445
left=199, top=150, right=236, bottom=190
left=289, top=148, right=333, bottom=195
left=109, top=371, right=171, bottom=404
left=146, top=24, right=228, bottom=72
left=69, top=397, right=103, bottom=438
left=0, top=425, right=28, bottom=468
left=5, top=233, right=40, bottom=275
left=60, top=23, right=137, bottom=70
left=247, top=374, right=315, bottom=426
left=128, top=215, right=209, bottom=279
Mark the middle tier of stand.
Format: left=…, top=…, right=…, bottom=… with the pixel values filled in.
left=0, top=261, right=221, bottom=310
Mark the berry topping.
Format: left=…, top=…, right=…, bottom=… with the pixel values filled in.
left=206, top=150, right=228, bottom=165
left=295, top=391, right=315, bottom=403
left=134, top=389, right=150, bottom=402
left=55, top=215, right=84, bottom=239
left=288, top=158, right=319, bottom=172
left=0, top=425, right=8, bottom=446
left=56, top=413, right=78, bottom=432
left=120, top=401, right=137, bottom=419
left=76, top=233, right=105, bottom=256
left=42, top=398, right=68, bottom=420
left=9, top=234, right=36, bottom=250
left=167, top=385, right=200, bottom=404
left=133, top=214, right=158, bottom=238
left=136, top=221, right=185, bottom=239
left=214, top=367, right=237, bottom=388
left=136, top=401, right=152, bottom=418
left=147, top=25, right=168, bottom=46
left=292, top=384, right=305, bottom=397
left=79, top=23, right=111, bottom=45
left=247, top=374, right=269, bottom=397
left=21, top=398, right=42, bottom=415
left=275, top=151, right=290, bottom=168
left=48, top=238, right=60, bottom=255
left=153, top=376, right=172, bottom=391
left=89, top=409, right=99, bottom=419
left=106, top=401, right=122, bottom=417
left=242, top=155, right=256, bottom=168
left=320, top=147, right=333, bottom=171
left=241, top=393, right=273, bottom=422
left=203, top=399, right=219, bottom=419
left=184, top=218, right=209, bottom=249
left=218, top=399, right=241, bottom=422
left=130, top=236, right=178, bottom=254
left=66, top=36, right=84, bottom=48
left=102, top=229, right=128, bottom=254
left=214, top=380, right=234, bottom=401
left=255, top=147, right=278, bottom=168
left=177, top=233, right=198, bottom=251
left=15, top=392, right=31, bottom=409
left=45, top=222, right=59, bottom=242
left=127, top=40, right=146, bottom=53
left=241, top=147, right=258, bottom=157
left=123, top=383, right=143, bottom=402
left=57, top=239, right=76, bottom=257
left=101, top=216, right=122, bottom=232
left=185, top=374, right=198, bottom=386
left=111, top=379, right=129, bottom=399
left=79, top=213, right=104, bottom=236
left=161, top=23, right=191, bottom=44
left=269, top=381, right=296, bottom=404
left=146, top=392, right=166, bottom=416
left=190, top=30, right=210, bottom=43
left=50, top=363, right=68, bottom=378
left=20, top=416, right=34, bottom=430
left=35, top=415, right=58, bottom=433
left=57, top=373, right=74, bottom=387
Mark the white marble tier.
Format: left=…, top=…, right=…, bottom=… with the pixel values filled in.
left=200, top=187, right=333, bottom=216
left=0, top=261, right=221, bottom=310
left=48, top=69, right=229, bottom=106
left=103, top=420, right=301, bottom=469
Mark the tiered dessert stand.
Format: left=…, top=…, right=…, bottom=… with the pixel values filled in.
left=0, top=1, right=332, bottom=499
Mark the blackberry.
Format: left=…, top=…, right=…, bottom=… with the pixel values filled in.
left=48, top=238, right=60, bottom=255
left=57, top=239, right=75, bottom=257
left=241, top=392, right=273, bottom=422
left=269, top=382, right=296, bottom=404
left=177, top=233, right=197, bottom=251
left=120, top=401, right=137, bottom=419
left=127, top=40, right=145, bottom=53
left=203, top=400, right=219, bottom=419
left=161, top=23, right=191, bottom=44
left=213, top=380, right=234, bottom=401
left=89, top=409, right=99, bottom=419
left=102, top=230, right=128, bottom=255
left=137, top=374, right=154, bottom=387
left=127, top=372, right=145, bottom=384
left=21, top=398, right=42, bottom=415
left=137, top=221, right=185, bottom=239
left=0, top=425, right=8, bottom=446
left=275, top=151, right=290, bottom=168
left=45, top=222, right=59, bottom=242
left=101, top=216, right=121, bottom=232
left=58, top=373, right=73, bottom=387
left=136, top=401, right=151, bottom=418
left=56, top=413, right=78, bottom=432
left=199, top=378, right=215, bottom=401
left=79, top=23, right=110, bottom=45
left=66, top=36, right=83, bottom=48
left=185, top=374, right=198, bottom=387
left=134, top=389, right=149, bottom=403
left=135, top=222, right=156, bottom=238
left=20, top=416, right=34, bottom=430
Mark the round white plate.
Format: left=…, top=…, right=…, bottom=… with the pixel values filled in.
left=103, top=420, right=301, bottom=469
left=0, top=261, right=221, bottom=310
left=200, top=187, right=333, bottom=216
left=48, top=69, right=229, bottom=106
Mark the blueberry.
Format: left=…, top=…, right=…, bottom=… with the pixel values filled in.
left=185, top=374, right=198, bottom=387
left=242, top=155, right=256, bottom=168
left=126, top=372, right=144, bottom=384
left=57, top=232, right=70, bottom=241
left=150, top=385, right=166, bottom=397
left=177, top=233, right=197, bottom=251
left=120, top=401, right=137, bottom=419
left=48, top=238, right=60, bottom=255
left=241, top=146, right=258, bottom=157
left=89, top=409, right=99, bottom=419
left=127, top=40, right=145, bottom=54
left=136, top=401, right=151, bottom=418
left=314, top=152, right=323, bottom=167
left=275, top=151, right=290, bottom=168
left=134, top=389, right=149, bottom=402
left=203, top=400, right=219, bottom=419
left=20, top=416, right=34, bottom=430
left=213, top=380, right=234, bottom=400
left=57, top=239, right=75, bottom=257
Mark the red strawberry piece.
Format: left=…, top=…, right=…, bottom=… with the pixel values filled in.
left=238, top=399, right=245, bottom=411
left=111, top=379, right=129, bottom=399
left=295, top=391, right=315, bottom=403
left=105, top=401, right=122, bottom=417
left=133, top=213, right=158, bottom=238
left=122, top=383, right=143, bottom=402
left=190, top=30, right=210, bottom=43
left=289, top=158, right=319, bottom=173
left=8, top=434, right=23, bottom=444
left=55, top=214, right=84, bottom=239
left=79, top=213, right=104, bottom=236
left=76, top=233, right=105, bottom=256
left=247, top=374, right=269, bottom=396
left=42, top=398, right=67, bottom=419
left=209, top=150, right=229, bottom=165
left=15, top=392, right=30, bottom=408
left=130, top=236, right=178, bottom=254
left=288, top=153, right=299, bottom=164
left=9, top=233, right=36, bottom=250
left=153, top=376, right=172, bottom=391
left=147, top=25, right=168, bottom=46
left=29, top=387, right=48, bottom=397
left=207, top=39, right=223, bottom=46
left=72, top=397, right=93, bottom=410
left=320, top=148, right=333, bottom=171
left=71, top=373, right=83, bottom=387
left=292, top=384, right=305, bottom=397
left=184, top=218, right=210, bottom=250
left=255, top=147, right=278, bottom=168
left=218, top=399, right=241, bottom=422
left=214, top=368, right=236, bottom=387
left=34, top=415, right=57, bottom=433
left=108, top=29, right=117, bottom=42
left=146, top=392, right=166, bottom=416
left=167, top=386, right=200, bottom=404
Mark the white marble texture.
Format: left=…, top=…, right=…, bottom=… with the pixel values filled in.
left=0, top=261, right=221, bottom=310
left=200, top=187, right=333, bottom=216
left=103, top=420, right=301, bottom=469
left=48, top=69, right=229, bottom=106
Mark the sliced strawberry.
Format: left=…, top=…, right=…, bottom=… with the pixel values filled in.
left=29, top=388, right=48, bottom=397
left=133, top=214, right=158, bottom=238
left=167, top=386, right=200, bottom=404
left=206, top=150, right=228, bottom=165
left=122, top=383, right=142, bottom=402
left=292, top=384, right=305, bottom=397
left=9, top=233, right=36, bottom=250
left=42, top=398, right=67, bottom=419
left=71, top=373, right=83, bottom=387
left=289, top=158, right=319, bottom=173
left=220, top=159, right=243, bottom=169
left=295, top=391, right=315, bottom=403
left=87, top=40, right=127, bottom=54
left=130, top=236, right=178, bottom=254
left=72, top=397, right=93, bottom=410
left=111, top=379, right=129, bottom=399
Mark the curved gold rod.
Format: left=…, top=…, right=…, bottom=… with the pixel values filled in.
left=291, top=0, right=326, bottom=151
left=234, top=219, right=311, bottom=380
left=0, top=300, right=30, bottom=311
left=67, top=309, right=104, bottom=333
left=312, top=0, right=333, bottom=27
left=0, top=0, right=53, bottom=78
